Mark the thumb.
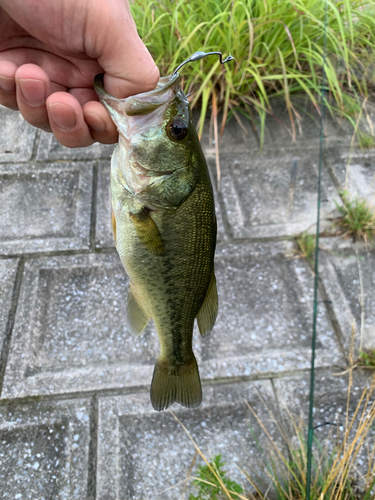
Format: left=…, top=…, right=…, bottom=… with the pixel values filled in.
left=89, top=0, right=160, bottom=98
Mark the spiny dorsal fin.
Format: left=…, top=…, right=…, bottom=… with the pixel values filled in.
left=129, top=208, right=165, bottom=255
left=197, top=272, right=218, bottom=338
left=126, top=283, right=151, bottom=336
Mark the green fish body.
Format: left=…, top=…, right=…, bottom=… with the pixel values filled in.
left=94, top=74, right=218, bottom=411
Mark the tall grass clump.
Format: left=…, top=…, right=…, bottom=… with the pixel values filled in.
left=131, top=0, right=375, bottom=144
left=334, top=191, right=375, bottom=245
left=176, top=375, right=375, bottom=499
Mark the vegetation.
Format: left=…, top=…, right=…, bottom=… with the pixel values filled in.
left=189, top=454, right=244, bottom=500
left=295, top=232, right=316, bottom=264
left=358, top=349, right=375, bottom=369
left=357, top=131, right=375, bottom=149
left=334, top=191, right=375, bottom=245
left=131, top=0, right=375, bottom=144
left=180, top=376, right=375, bottom=499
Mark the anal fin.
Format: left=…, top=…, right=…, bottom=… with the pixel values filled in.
left=126, top=283, right=150, bottom=336
left=197, top=272, right=218, bottom=338
left=129, top=208, right=165, bottom=255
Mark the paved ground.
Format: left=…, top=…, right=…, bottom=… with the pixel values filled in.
left=0, top=100, right=374, bottom=499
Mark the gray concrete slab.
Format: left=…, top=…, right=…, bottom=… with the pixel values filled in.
left=2, top=242, right=341, bottom=400
left=199, top=241, right=342, bottom=380
left=95, top=162, right=114, bottom=248
left=0, top=107, right=37, bottom=163
left=319, top=240, right=375, bottom=352
left=97, top=380, right=281, bottom=500
left=0, top=399, right=90, bottom=499
left=0, top=162, right=93, bottom=255
left=274, top=370, right=374, bottom=427
left=36, top=130, right=115, bottom=161
left=216, top=151, right=339, bottom=239
left=327, top=149, right=375, bottom=201
left=2, top=252, right=159, bottom=399
left=0, top=259, right=18, bottom=352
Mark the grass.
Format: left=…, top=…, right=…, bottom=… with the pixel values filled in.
left=131, top=0, right=375, bottom=145
left=333, top=191, right=375, bottom=245
left=357, top=131, right=375, bottom=149
left=358, top=349, right=375, bottom=369
left=295, top=232, right=316, bottom=264
left=173, top=373, right=375, bottom=499
left=189, top=454, right=244, bottom=500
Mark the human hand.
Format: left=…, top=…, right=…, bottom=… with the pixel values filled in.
left=0, top=0, right=159, bottom=147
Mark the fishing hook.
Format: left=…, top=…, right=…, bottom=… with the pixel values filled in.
left=172, top=51, right=234, bottom=76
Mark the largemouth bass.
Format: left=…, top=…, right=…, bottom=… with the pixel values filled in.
left=94, top=72, right=218, bottom=411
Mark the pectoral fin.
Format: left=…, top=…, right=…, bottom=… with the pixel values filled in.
left=126, top=283, right=150, bottom=336
left=129, top=208, right=165, bottom=255
left=197, top=272, right=218, bottom=338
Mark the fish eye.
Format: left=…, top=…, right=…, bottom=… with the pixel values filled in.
left=167, top=118, right=188, bottom=141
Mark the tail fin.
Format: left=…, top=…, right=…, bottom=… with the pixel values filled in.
left=150, top=356, right=202, bottom=411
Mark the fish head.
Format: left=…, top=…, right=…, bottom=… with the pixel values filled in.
left=94, top=73, right=198, bottom=195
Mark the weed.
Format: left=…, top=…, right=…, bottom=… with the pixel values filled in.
left=357, top=131, right=375, bottom=149
left=295, top=232, right=316, bottom=264
left=189, top=454, right=244, bottom=500
left=177, top=374, right=375, bottom=499
left=358, top=349, right=375, bottom=369
left=333, top=191, right=375, bottom=245
left=131, top=0, right=375, bottom=143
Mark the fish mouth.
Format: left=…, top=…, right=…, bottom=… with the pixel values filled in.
left=94, top=73, right=180, bottom=117
left=132, top=161, right=174, bottom=178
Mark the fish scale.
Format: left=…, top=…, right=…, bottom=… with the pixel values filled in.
left=95, top=72, right=218, bottom=411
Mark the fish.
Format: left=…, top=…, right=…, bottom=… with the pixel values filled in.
left=94, top=72, right=218, bottom=411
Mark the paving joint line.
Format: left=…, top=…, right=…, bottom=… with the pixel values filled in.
left=30, top=129, right=41, bottom=162
left=317, top=273, right=349, bottom=361
left=0, top=257, right=25, bottom=397
left=0, top=366, right=339, bottom=407
left=90, top=161, right=99, bottom=252
left=87, top=395, right=99, bottom=500
left=0, top=247, right=118, bottom=261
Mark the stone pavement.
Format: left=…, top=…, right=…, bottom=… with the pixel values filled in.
left=0, top=101, right=374, bottom=499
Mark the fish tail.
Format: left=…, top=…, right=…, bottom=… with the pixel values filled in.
left=150, top=355, right=202, bottom=411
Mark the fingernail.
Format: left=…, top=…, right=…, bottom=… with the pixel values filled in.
left=47, top=103, right=77, bottom=131
left=86, top=113, right=106, bottom=133
left=19, top=78, right=46, bottom=106
left=0, top=75, right=15, bottom=93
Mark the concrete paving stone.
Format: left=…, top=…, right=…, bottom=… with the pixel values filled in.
left=96, top=158, right=227, bottom=249
left=199, top=241, right=342, bottom=380
left=257, top=98, right=343, bottom=151
left=199, top=99, right=342, bottom=157
left=0, top=162, right=93, bottom=255
left=2, top=242, right=342, bottom=399
left=199, top=112, right=259, bottom=156
left=327, top=148, right=375, bottom=200
left=0, top=107, right=38, bottom=163
left=1, top=252, right=160, bottom=399
left=37, top=130, right=115, bottom=161
left=0, top=399, right=90, bottom=500
left=0, top=259, right=18, bottom=353
left=95, top=161, right=114, bottom=248
left=251, top=99, right=341, bottom=152
left=97, top=380, right=284, bottom=500
left=273, top=370, right=375, bottom=481
left=216, top=150, right=339, bottom=239
left=319, top=241, right=375, bottom=352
